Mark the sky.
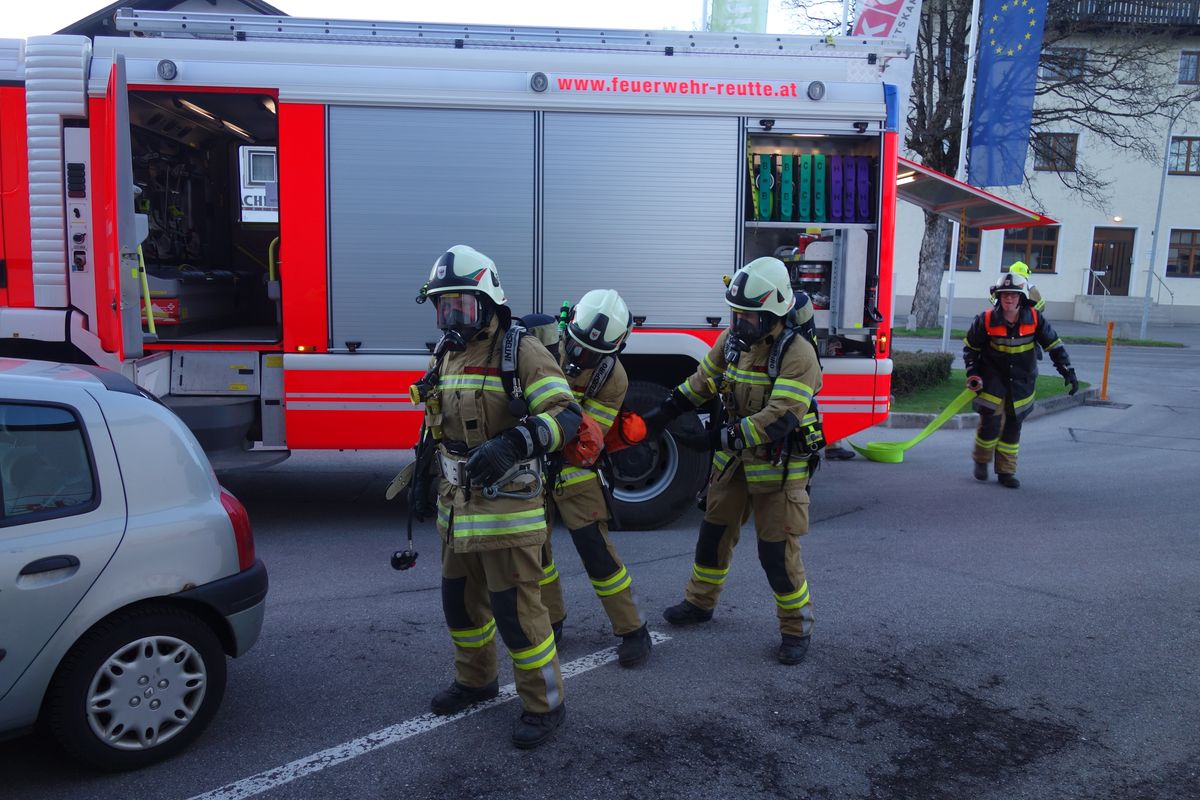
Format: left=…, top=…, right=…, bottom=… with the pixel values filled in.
left=0, top=0, right=826, bottom=40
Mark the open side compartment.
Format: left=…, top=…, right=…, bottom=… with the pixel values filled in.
left=741, top=127, right=883, bottom=359
left=128, top=89, right=280, bottom=344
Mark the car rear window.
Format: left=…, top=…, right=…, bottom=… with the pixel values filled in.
left=0, top=403, right=97, bottom=525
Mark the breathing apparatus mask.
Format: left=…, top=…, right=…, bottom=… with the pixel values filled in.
left=728, top=309, right=776, bottom=352
left=433, top=292, right=491, bottom=350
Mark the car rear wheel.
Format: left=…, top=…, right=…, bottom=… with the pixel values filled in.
left=43, top=604, right=227, bottom=770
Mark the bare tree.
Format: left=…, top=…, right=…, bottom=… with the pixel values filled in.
left=903, top=0, right=1198, bottom=327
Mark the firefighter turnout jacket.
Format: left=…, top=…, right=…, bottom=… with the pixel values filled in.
left=678, top=327, right=822, bottom=496
left=963, top=306, right=1070, bottom=419
left=429, top=318, right=583, bottom=551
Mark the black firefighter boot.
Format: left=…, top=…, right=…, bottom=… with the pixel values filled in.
left=973, top=461, right=988, bottom=481
left=430, top=679, right=499, bottom=716
left=997, top=473, right=1020, bottom=489
left=512, top=704, right=566, bottom=749
left=663, top=600, right=713, bottom=626
left=617, top=624, right=652, bottom=667
left=778, top=635, right=811, bottom=665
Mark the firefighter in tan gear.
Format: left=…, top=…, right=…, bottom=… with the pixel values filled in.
left=643, top=257, right=822, bottom=665
left=412, top=245, right=582, bottom=749
left=537, top=290, right=652, bottom=667
left=965, top=272, right=1077, bottom=489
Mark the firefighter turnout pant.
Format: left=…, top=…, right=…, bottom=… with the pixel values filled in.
left=539, top=469, right=644, bottom=636
left=685, top=461, right=814, bottom=638
left=973, top=394, right=1022, bottom=475
left=441, top=541, right=564, bottom=714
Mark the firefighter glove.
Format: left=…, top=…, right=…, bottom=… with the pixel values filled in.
left=1062, top=368, right=1079, bottom=396
left=642, top=390, right=688, bottom=435
left=467, top=431, right=524, bottom=487
left=966, top=374, right=984, bottom=392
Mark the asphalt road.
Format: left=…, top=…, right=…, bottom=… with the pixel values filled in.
left=3, top=338, right=1198, bottom=799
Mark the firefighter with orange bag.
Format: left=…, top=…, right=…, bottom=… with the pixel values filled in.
left=642, top=257, right=823, bottom=665
left=411, top=245, right=582, bottom=748
left=964, top=271, right=1077, bottom=489
left=537, top=289, right=652, bottom=668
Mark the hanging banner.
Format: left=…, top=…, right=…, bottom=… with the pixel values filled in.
left=852, top=0, right=922, bottom=122
left=709, top=0, right=769, bottom=33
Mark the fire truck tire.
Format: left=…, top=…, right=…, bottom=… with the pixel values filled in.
left=609, top=380, right=708, bottom=531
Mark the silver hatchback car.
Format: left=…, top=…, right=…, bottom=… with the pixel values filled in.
left=0, top=359, right=267, bottom=770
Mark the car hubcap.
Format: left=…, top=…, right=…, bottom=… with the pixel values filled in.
left=86, top=635, right=207, bottom=751
left=611, top=432, right=680, bottom=504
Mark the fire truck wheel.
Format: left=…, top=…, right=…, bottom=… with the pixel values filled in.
left=609, top=380, right=708, bottom=531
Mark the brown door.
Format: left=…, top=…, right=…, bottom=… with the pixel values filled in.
left=1089, top=228, right=1134, bottom=296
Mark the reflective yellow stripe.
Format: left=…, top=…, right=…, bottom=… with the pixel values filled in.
left=700, top=353, right=722, bottom=378
left=975, top=436, right=999, bottom=448
left=977, top=391, right=1003, bottom=407
left=712, top=450, right=733, bottom=471
left=583, top=397, right=618, bottom=426
left=539, top=562, right=559, bottom=586
left=726, top=366, right=772, bottom=386
left=450, top=619, right=497, bottom=648
left=774, top=581, right=810, bottom=609
left=963, top=337, right=981, bottom=351
left=693, top=563, right=729, bottom=585
left=1045, top=338, right=1063, bottom=350
left=441, top=374, right=505, bottom=393
left=454, top=507, right=546, bottom=538
left=533, top=411, right=562, bottom=450
left=990, top=342, right=1035, bottom=354
left=559, top=466, right=597, bottom=487
left=510, top=633, right=557, bottom=670
left=678, top=379, right=707, bottom=405
left=996, top=441, right=1019, bottom=454
left=1013, top=392, right=1035, bottom=409
left=744, top=462, right=810, bottom=483
left=526, top=375, right=573, bottom=412
left=771, top=378, right=813, bottom=404
left=739, top=417, right=764, bottom=446
left=592, top=566, right=631, bottom=597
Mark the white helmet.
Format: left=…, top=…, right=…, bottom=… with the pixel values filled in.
left=423, top=245, right=507, bottom=342
left=424, top=245, right=507, bottom=306
left=563, top=289, right=633, bottom=376
left=725, top=257, right=795, bottom=348
left=990, top=271, right=1030, bottom=301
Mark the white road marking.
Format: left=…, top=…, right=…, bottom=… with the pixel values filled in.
left=187, top=631, right=671, bottom=800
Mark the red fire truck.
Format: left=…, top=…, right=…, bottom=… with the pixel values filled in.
left=0, top=9, right=1050, bottom=528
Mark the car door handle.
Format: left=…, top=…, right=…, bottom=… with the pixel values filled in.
left=19, top=555, right=81, bottom=576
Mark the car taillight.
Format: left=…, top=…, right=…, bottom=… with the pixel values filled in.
left=220, top=487, right=255, bottom=571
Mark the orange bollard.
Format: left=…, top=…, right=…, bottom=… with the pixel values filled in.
left=1100, top=320, right=1114, bottom=401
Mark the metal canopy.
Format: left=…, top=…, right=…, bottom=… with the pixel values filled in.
left=895, top=156, right=1055, bottom=230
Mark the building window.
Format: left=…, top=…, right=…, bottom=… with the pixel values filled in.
left=1169, top=137, right=1200, bottom=175
left=1040, top=48, right=1086, bottom=81
left=1181, top=51, right=1200, bottom=84
left=1002, top=226, right=1059, bottom=273
left=1166, top=229, right=1200, bottom=277
left=1032, top=133, right=1078, bottom=172
left=942, top=226, right=981, bottom=271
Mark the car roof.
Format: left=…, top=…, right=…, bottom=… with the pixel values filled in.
left=0, top=358, right=142, bottom=396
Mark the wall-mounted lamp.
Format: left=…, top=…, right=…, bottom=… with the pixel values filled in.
left=1112, top=215, right=1123, bottom=223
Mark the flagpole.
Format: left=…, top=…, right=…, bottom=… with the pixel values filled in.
left=940, top=0, right=982, bottom=353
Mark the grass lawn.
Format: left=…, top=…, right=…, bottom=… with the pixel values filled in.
left=899, top=327, right=1182, bottom=348
left=890, top=369, right=1090, bottom=413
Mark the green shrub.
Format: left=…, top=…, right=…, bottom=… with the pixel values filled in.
left=891, top=351, right=953, bottom=396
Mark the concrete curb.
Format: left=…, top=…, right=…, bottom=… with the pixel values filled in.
left=878, top=386, right=1101, bottom=429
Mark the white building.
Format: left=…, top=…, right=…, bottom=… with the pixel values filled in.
left=894, top=6, right=1200, bottom=327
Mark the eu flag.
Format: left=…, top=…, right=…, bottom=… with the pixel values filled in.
left=967, top=0, right=1049, bottom=187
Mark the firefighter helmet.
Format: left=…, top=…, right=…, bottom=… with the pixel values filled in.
left=424, top=245, right=507, bottom=306
left=1007, top=260, right=1031, bottom=278
left=567, top=289, right=633, bottom=355
left=725, top=257, right=795, bottom=349
left=563, top=289, right=633, bottom=376
left=991, top=271, right=1030, bottom=301
left=424, top=245, right=507, bottom=342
